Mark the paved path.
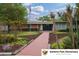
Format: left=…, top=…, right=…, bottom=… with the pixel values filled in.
left=17, top=32, right=49, bottom=56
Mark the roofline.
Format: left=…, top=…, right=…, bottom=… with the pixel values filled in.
left=27, top=21, right=67, bottom=24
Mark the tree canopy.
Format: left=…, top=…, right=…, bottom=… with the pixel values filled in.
left=0, top=3, right=28, bottom=24
left=38, top=15, right=51, bottom=21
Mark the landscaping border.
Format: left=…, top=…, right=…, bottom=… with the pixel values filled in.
left=0, top=52, right=12, bottom=56
left=0, top=39, right=35, bottom=56
left=12, top=33, right=42, bottom=55
left=12, top=39, right=33, bottom=55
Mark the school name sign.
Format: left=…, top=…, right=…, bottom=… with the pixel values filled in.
left=42, top=49, right=79, bottom=56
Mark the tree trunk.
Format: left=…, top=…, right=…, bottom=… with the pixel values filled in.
left=52, top=19, right=56, bottom=32
left=75, top=16, right=79, bottom=48
left=68, top=18, right=75, bottom=48
left=7, top=24, right=10, bottom=33
left=52, top=18, right=60, bottom=48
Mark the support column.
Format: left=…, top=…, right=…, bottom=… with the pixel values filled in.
left=29, top=24, right=31, bottom=31
left=52, top=24, right=54, bottom=31
left=40, top=24, right=43, bottom=31
left=37, top=25, right=39, bottom=31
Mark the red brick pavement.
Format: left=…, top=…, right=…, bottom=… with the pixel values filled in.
left=17, top=32, right=49, bottom=56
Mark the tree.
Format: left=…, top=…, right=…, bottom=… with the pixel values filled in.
left=74, top=3, right=79, bottom=48
left=0, top=3, right=28, bottom=33
left=57, top=12, right=67, bottom=21
left=50, top=12, right=60, bottom=48
left=38, top=17, right=44, bottom=21
left=38, top=15, right=51, bottom=21
left=50, top=12, right=56, bottom=32
left=57, top=12, right=63, bottom=20
left=65, top=4, right=75, bottom=48
left=0, top=3, right=28, bottom=44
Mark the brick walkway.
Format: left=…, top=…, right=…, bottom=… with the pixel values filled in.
left=17, top=32, right=49, bottom=56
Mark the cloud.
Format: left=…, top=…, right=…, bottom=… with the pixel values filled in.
left=24, top=3, right=32, bottom=6
left=31, top=11, right=40, bottom=15
left=51, top=7, right=66, bottom=12
left=29, top=5, right=45, bottom=17
left=27, top=8, right=30, bottom=14
left=54, top=3, right=67, bottom=7
left=51, top=4, right=75, bottom=12
left=28, top=11, right=40, bottom=21
left=70, top=4, right=76, bottom=8
left=31, top=6, right=44, bottom=12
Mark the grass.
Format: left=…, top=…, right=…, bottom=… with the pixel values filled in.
left=18, top=31, right=40, bottom=36
left=50, top=31, right=67, bottom=34
left=0, top=33, right=14, bottom=37
left=0, top=31, right=40, bottom=46
left=59, top=36, right=69, bottom=41
left=53, top=32, right=67, bottom=34
left=0, top=31, right=40, bottom=36
left=0, top=38, right=29, bottom=46
left=8, top=38, right=29, bottom=46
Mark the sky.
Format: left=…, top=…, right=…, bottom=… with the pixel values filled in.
left=24, top=3, right=76, bottom=21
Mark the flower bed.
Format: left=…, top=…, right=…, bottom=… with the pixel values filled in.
left=0, top=32, right=41, bottom=54
left=0, top=44, right=22, bottom=52
left=50, top=36, right=72, bottom=49
left=49, top=33, right=68, bottom=44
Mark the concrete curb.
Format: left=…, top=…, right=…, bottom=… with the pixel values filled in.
left=0, top=52, right=12, bottom=56
left=0, top=39, right=34, bottom=56
left=12, top=39, right=34, bottom=55
left=0, top=33, right=42, bottom=56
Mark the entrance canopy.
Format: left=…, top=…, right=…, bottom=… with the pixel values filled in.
left=43, top=24, right=53, bottom=31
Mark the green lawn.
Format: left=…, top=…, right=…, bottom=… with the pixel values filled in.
left=0, top=31, right=40, bottom=36
left=53, top=32, right=67, bottom=34
left=18, top=31, right=40, bottom=36
left=0, top=31, right=40, bottom=46
left=8, top=38, right=29, bottom=46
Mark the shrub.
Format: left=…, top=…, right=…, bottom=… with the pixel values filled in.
left=63, top=36, right=72, bottom=49
left=51, top=36, right=72, bottom=49
left=15, top=39, right=28, bottom=45
left=0, top=34, right=16, bottom=44
left=59, top=42, right=65, bottom=49
left=58, top=29, right=69, bottom=32
left=73, top=32, right=79, bottom=48
left=2, top=44, right=12, bottom=52
left=6, top=35, right=16, bottom=42
left=51, top=43, right=59, bottom=49
left=51, top=42, right=65, bottom=49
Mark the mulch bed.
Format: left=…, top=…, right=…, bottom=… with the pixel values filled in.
left=18, top=33, right=41, bottom=41
left=26, top=33, right=41, bottom=41
left=0, top=45, right=22, bottom=52
left=0, top=33, right=41, bottom=53
left=49, top=33, right=68, bottom=44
